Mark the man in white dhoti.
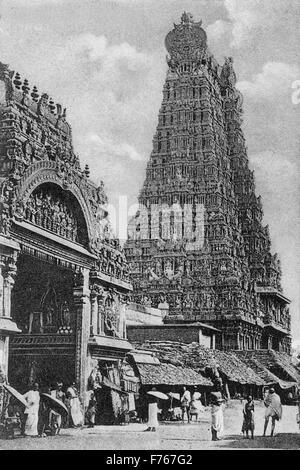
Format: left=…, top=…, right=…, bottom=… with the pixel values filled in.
left=211, top=392, right=225, bottom=441
left=66, top=382, right=84, bottom=427
left=263, top=387, right=282, bottom=437
left=23, top=383, right=40, bottom=437
left=144, top=389, right=159, bottom=432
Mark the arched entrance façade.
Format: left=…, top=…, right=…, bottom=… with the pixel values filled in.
left=0, top=63, right=132, bottom=424
left=8, top=168, right=95, bottom=393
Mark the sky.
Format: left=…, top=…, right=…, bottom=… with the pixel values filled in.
left=0, top=0, right=299, bottom=342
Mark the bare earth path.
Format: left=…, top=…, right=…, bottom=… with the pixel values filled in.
left=1, top=400, right=299, bottom=450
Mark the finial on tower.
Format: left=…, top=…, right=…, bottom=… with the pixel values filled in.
left=181, top=11, right=194, bottom=24
left=165, top=12, right=207, bottom=72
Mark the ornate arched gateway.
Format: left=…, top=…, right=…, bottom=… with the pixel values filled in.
left=0, top=62, right=132, bottom=421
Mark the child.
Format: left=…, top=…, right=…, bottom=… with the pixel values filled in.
left=242, top=395, right=255, bottom=439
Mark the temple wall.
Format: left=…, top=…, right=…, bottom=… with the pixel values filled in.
left=127, top=325, right=215, bottom=348
left=126, top=303, right=164, bottom=326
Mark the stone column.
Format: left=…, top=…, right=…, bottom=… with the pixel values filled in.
left=198, top=328, right=202, bottom=346
left=90, top=289, right=98, bottom=337
left=0, top=257, right=5, bottom=318
left=74, top=267, right=90, bottom=399
left=0, top=238, right=20, bottom=376
left=3, top=267, right=16, bottom=319
left=237, top=332, right=241, bottom=350
left=268, top=336, right=272, bottom=349
left=97, top=292, right=106, bottom=335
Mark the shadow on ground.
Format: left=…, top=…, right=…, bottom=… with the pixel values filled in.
left=217, top=433, right=300, bottom=449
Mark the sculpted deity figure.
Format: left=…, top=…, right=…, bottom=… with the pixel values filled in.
left=45, top=306, right=54, bottom=325
left=61, top=301, right=71, bottom=327
left=164, top=260, right=174, bottom=280
left=148, top=266, right=159, bottom=281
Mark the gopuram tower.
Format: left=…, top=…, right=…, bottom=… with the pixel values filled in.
left=124, top=12, right=291, bottom=352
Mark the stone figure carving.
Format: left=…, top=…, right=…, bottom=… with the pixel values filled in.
left=23, top=187, right=82, bottom=243
left=61, top=301, right=71, bottom=327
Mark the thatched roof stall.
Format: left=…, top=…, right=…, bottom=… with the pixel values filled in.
left=136, top=363, right=213, bottom=387
left=213, top=351, right=265, bottom=386
left=126, top=348, right=213, bottom=421
left=235, top=350, right=300, bottom=385
left=132, top=341, right=265, bottom=397
left=127, top=349, right=213, bottom=387
left=235, top=356, right=296, bottom=390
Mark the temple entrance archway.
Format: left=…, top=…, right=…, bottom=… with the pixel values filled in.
left=22, top=182, right=89, bottom=248
left=9, top=253, right=78, bottom=390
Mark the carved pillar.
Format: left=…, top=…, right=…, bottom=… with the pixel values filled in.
left=211, top=333, right=216, bottom=350
left=74, top=267, right=90, bottom=399
left=0, top=257, right=4, bottom=318
left=237, top=332, right=241, bottom=350
left=90, top=284, right=105, bottom=336
left=0, top=238, right=21, bottom=374
left=267, top=335, right=272, bottom=349
left=198, top=327, right=202, bottom=345
left=118, top=294, right=127, bottom=340
left=97, top=293, right=106, bottom=335
left=90, top=289, right=98, bottom=337
left=3, top=268, right=16, bottom=319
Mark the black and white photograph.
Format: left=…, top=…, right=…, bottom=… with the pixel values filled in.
left=0, top=0, right=300, bottom=453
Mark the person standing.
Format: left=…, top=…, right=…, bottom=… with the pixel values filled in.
left=263, top=387, right=282, bottom=437
left=23, top=383, right=40, bottom=437
left=211, top=392, right=225, bottom=441
left=180, top=386, right=191, bottom=423
left=190, top=387, right=204, bottom=422
left=297, top=388, right=300, bottom=430
left=49, top=382, right=66, bottom=435
left=38, top=386, right=52, bottom=437
left=86, top=390, right=97, bottom=428
left=144, top=388, right=159, bottom=432
left=66, top=382, right=84, bottom=427
left=242, top=395, right=255, bottom=439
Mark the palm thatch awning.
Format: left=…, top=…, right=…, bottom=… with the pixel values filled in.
left=235, top=350, right=300, bottom=385
left=235, top=356, right=296, bottom=390
left=136, top=362, right=213, bottom=387
left=133, top=341, right=265, bottom=386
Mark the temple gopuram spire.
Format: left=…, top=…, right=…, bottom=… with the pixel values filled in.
left=124, top=13, right=291, bottom=353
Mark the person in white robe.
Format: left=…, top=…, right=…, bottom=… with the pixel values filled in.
left=144, top=389, right=159, bottom=432
left=66, top=382, right=84, bottom=427
left=263, top=388, right=282, bottom=437
left=23, top=383, right=40, bottom=437
left=211, top=392, right=225, bottom=441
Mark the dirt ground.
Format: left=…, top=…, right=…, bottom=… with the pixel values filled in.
left=0, top=400, right=299, bottom=450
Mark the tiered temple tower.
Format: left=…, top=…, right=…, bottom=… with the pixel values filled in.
left=124, top=12, right=291, bottom=352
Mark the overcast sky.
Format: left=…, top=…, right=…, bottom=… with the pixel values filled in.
left=0, top=0, right=299, bottom=342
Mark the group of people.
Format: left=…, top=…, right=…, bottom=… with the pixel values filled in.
left=180, top=386, right=204, bottom=423
left=11, top=381, right=86, bottom=437
left=5, top=380, right=289, bottom=441
left=211, top=387, right=283, bottom=441
left=144, top=386, right=205, bottom=432
left=144, top=386, right=284, bottom=441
